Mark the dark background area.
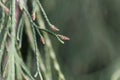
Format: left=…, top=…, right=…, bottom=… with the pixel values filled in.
left=43, top=0, right=120, bottom=80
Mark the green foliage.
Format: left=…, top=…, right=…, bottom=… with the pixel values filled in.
left=0, top=0, right=69, bottom=80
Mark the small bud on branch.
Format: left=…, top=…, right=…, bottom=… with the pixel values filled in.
left=32, top=12, right=36, bottom=21
left=59, top=35, right=70, bottom=41
left=0, top=2, right=9, bottom=14
left=50, top=25, right=60, bottom=31
left=40, top=37, right=45, bottom=44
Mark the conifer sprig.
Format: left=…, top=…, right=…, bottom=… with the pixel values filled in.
left=0, top=0, right=69, bottom=80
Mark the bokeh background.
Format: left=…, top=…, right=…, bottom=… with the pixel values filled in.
left=42, top=0, right=120, bottom=80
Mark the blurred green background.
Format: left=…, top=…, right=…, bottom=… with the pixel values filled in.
left=43, top=0, right=120, bottom=80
